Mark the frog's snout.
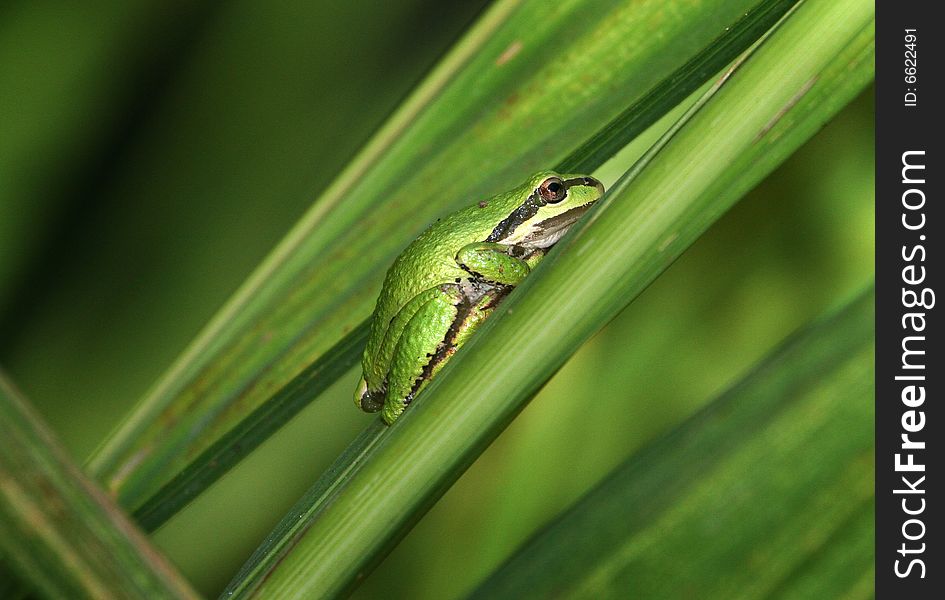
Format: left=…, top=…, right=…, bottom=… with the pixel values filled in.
left=585, top=177, right=605, bottom=196
left=563, top=175, right=604, bottom=197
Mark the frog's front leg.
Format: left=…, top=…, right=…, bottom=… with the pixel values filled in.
left=383, top=284, right=508, bottom=424
left=455, top=242, right=544, bottom=286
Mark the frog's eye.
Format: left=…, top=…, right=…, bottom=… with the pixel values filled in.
left=538, top=177, right=567, bottom=204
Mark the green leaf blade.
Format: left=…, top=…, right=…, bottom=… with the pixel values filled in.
left=0, top=373, right=199, bottom=600
left=223, top=0, right=874, bottom=596
left=89, top=0, right=798, bottom=522
left=469, top=288, right=874, bottom=599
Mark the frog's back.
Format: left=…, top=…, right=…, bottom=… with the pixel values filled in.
left=360, top=175, right=539, bottom=386
left=372, top=205, right=487, bottom=328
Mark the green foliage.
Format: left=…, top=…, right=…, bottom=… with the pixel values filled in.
left=470, top=288, right=874, bottom=599
left=0, top=0, right=874, bottom=597
left=218, top=0, right=872, bottom=595
left=0, top=374, right=198, bottom=599
left=86, top=0, right=800, bottom=520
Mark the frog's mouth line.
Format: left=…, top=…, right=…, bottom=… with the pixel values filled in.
left=519, top=203, right=594, bottom=248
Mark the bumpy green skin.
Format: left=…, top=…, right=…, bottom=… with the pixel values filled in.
left=356, top=170, right=604, bottom=424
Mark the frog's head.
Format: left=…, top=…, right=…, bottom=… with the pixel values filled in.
left=486, top=171, right=605, bottom=248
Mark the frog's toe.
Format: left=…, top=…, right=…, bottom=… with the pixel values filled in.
left=354, top=378, right=368, bottom=408
left=356, top=378, right=386, bottom=413
left=382, top=399, right=407, bottom=425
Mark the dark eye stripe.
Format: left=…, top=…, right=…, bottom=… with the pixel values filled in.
left=485, top=190, right=543, bottom=242
left=484, top=176, right=601, bottom=243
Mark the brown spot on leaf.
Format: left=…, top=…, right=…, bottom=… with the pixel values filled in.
left=495, top=40, right=523, bottom=66
left=755, top=76, right=818, bottom=143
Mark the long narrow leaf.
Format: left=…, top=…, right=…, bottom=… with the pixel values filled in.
left=130, top=322, right=370, bottom=532
left=127, top=0, right=800, bottom=533
left=0, top=373, right=199, bottom=600
left=87, top=0, right=798, bottom=518
left=469, top=287, right=874, bottom=599
left=223, top=0, right=875, bottom=597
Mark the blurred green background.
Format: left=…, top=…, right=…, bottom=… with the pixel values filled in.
left=1, top=1, right=872, bottom=598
